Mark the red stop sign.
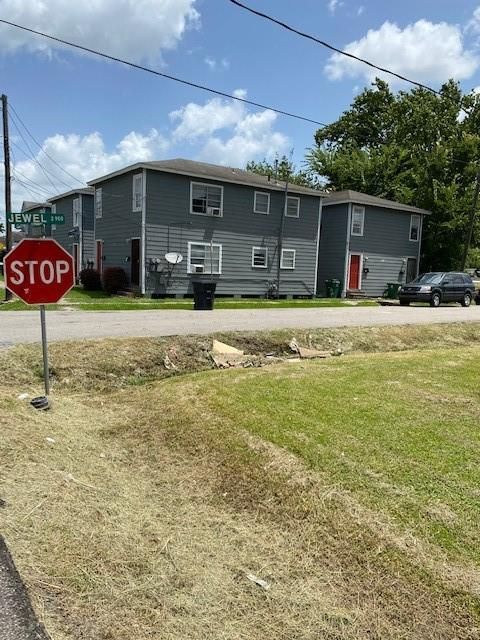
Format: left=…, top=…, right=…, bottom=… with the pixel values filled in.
left=4, top=239, right=75, bottom=304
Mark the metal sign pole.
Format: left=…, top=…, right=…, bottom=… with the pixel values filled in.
left=40, top=305, right=50, bottom=396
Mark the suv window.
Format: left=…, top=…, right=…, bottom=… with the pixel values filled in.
left=463, top=275, right=473, bottom=284
left=452, top=276, right=464, bottom=285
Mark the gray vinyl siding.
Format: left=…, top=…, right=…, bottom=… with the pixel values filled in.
left=50, top=197, right=75, bottom=257
left=94, top=172, right=142, bottom=279
left=348, top=205, right=422, bottom=296
left=316, top=204, right=348, bottom=295
left=81, top=195, right=95, bottom=265
left=50, top=194, right=95, bottom=269
left=144, top=171, right=320, bottom=296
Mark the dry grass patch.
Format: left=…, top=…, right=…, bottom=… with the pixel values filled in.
left=2, top=329, right=480, bottom=639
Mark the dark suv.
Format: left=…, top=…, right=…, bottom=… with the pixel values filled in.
left=398, top=272, right=475, bottom=308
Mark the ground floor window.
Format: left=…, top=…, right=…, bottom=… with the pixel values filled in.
left=188, top=242, right=222, bottom=274
left=280, top=248, right=296, bottom=269
left=252, top=246, right=268, bottom=268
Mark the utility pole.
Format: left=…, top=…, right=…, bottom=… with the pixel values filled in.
left=2, top=93, right=12, bottom=301
left=461, top=169, right=480, bottom=272
left=276, top=166, right=290, bottom=298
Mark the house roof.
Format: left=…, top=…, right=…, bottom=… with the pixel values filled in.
left=21, top=201, right=51, bottom=213
left=48, top=187, right=94, bottom=202
left=87, top=158, right=325, bottom=197
left=323, top=190, right=431, bottom=215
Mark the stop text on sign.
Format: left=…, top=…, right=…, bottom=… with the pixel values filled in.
left=3, top=238, right=75, bottom=305
left=8, top=260, right=71, bottom=285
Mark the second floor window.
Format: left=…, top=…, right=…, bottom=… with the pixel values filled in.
left=254, top=192, right=270, bottom=214
left=191, top=182, right=223, bottom=216
left=351, top=205, right=365, bottom=236
left=73, top=197, right=81, bottom=227
left=133, top=174, right=143, bottom=212
left=286, top=196, right=300, bottom=218
left=95, top=188, right=102, bottom=219
left=410, top=214, right=420, bottom=241
left=51, top=203, right=56, bottom=232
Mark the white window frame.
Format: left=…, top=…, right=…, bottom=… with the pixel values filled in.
left=95, top=187, right=102, bottom=219
left=254, top=191, right=270, bottom=215
left=51, top=203, right=56, bottom=231
left=187, top=241, right=223, bottom=275
left=132, top=174, right=143, bottom=213
left=190, top=181, right=224, bottom=217
left=409, top=214, right=420, bottom=242
left=280, top=248, right=296, bottom=270
left=351, top=205, right=365, bottom=236
left=72, top=197, right=81, bottom=228
left=285, top=196, right=300, bottom=218
left=251, top=246, right=268, bottom=268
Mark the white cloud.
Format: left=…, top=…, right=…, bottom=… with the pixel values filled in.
left=0, top=91, right=289, bottom=218
left=170, top=89, right=246, bottom=140
left=0, top=0, right=199, bottom=61
left=466, top=6, right=480, bottom=34
left=357, top=6, right=365, bottom=16
left=204, top=56, right=229, bottom=71
left=327, top=0, right=343, bottom=15
left=170, top=90, right=289, bottom=166
left=325, top=19, right=478, bottom=85
left=5, top=129, right=169, bottom=213
left=198, top=110, right=289, bottom=167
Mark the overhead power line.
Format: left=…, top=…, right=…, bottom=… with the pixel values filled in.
left=228, top=0, right=443, bottom=96
left=8, top=111, right=72, bottom=192
left=0, top=18, right=327, bottom=127
left=8, top=102, right=86, bottom=187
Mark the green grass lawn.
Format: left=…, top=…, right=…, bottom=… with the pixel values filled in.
left=2, top=334, right=480, bottom=637
left=0, top=286, right=376, bottom=311
left=181, top=347, right=480, bottom=567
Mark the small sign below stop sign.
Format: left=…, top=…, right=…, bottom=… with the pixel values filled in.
left=4, top=239, right=75, bottom=304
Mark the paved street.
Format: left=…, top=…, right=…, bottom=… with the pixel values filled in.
left=0, top=537, right=49, bottom=640
left=1, top=305, right=480, bottom=346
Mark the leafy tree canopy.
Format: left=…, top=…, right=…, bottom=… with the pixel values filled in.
left=306, top=79, right=480, bottom=270
left=246, top=155, right=320, bottom=189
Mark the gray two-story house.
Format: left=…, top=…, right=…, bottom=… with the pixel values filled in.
left=89, top=159, right=324, bottom=297
left=317, top=190, right=431, bottom=297
left=20, top=201, right=52, bottom=238
left=49, top=188, right=95, bottom=278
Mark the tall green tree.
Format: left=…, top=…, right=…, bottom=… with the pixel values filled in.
left=306, top=79, right=480, bottom=270
left=246, top=155, right=320, bottom=189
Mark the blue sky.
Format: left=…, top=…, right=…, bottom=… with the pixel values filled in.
left=1, top=0, right=480, bottom=218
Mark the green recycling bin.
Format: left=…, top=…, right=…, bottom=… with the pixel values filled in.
left=325, top=278, right=341, bottom=298
left=386, top=282, right=401, bottom=299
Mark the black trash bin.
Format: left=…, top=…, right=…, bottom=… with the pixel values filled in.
left=193, top=281, right=217, bottom=310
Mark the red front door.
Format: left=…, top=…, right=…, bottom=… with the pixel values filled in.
left=348, top=254, right=361, bottom=290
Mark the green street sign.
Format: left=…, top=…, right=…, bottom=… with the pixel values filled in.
left=7, top=212, right=65, bottom=225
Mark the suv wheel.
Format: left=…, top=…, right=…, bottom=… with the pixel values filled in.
left=461, top=292, right=472, bottom=307
left=430, top=292, right=441, bottom=308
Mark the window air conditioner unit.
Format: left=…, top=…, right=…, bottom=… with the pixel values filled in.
left=193, top=265, right=204, bottom=273
left=208, top=207, right=221, bottom=216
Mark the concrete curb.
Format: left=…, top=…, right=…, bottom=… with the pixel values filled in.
left=0, top=536, right=50, bottom=640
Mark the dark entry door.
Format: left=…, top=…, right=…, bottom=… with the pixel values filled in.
left=131, top=239, right=140, bottom=287
left=348, top=254, right=361, bottom=290
left=406, top=258, right=417, bottom=283
left=73, top=243, right=79, bottom=280
left=96, top=240, right=103, bottom=274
